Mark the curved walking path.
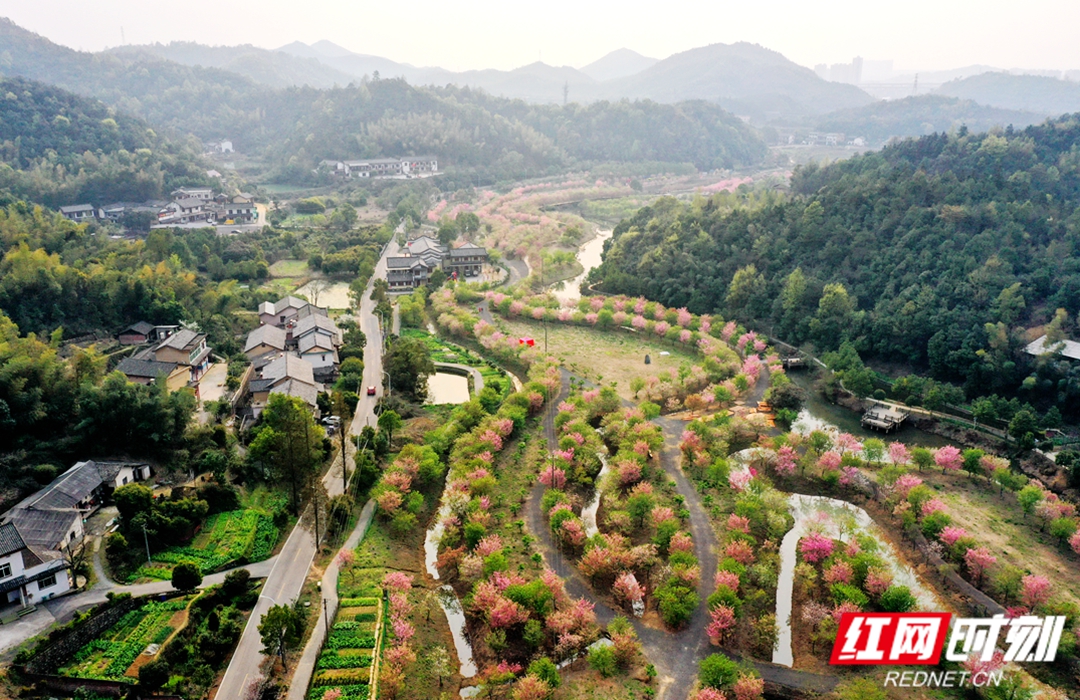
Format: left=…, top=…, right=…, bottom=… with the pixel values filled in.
left=527, top=369, right=837, bottom=699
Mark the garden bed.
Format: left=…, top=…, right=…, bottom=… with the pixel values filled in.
left=306, top=591, right=382, bottom=700
left=58, top=598, right=191, bottom=682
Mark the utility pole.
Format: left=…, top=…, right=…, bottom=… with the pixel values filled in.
left=142, top=522, right=151, bottom=565
left=323, top=597, right=330, bottom=638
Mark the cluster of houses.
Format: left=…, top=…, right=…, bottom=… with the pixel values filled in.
left=243, top=296, right=345, bottom=417
left=116, top=324, right=212, bottom=395
left=58, top=187, right=257, bottom=228
left=386, top=235, right=488, bottom=291
left=0, top=460, right=152, bottom=609
left=319, top=156, right=438, bottom=180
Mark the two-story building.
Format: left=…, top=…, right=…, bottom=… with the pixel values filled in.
left=444, top=242, right=488, bottom=278
left=0, top=523, right=70, bottom=607
left=248, top=354, right=320, bottom=417
left=258, top=296, right=329, bottom=329
left=152, top=329, right=212, bottom=382
left=384, top=237, right=488, bottom=291
left=244, top=324, right=288, bottom=360
left=170, top=187, right=214, bottom=201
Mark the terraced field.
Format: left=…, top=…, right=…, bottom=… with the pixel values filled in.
left=306, top=594, right=382, bottom=700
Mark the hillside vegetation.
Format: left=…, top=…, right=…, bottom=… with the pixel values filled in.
left=939, top=72, right=1080, bottom=116
left=590, top=115, right=1080, bottom=414
left=0, top=76, right=210, bottom=206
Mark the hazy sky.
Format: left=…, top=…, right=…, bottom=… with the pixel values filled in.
left=2, top=0, right=1078, bottom=73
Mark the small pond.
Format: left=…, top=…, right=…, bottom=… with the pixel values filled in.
left=427, top=371, right=470, bottom=404
left=293, top=280, right=352, bottom=309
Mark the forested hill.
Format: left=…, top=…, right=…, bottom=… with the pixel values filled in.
left=0, top=18, right=767, bottom=183
left=0, top=77, right=211, bottom=206
left=590, top=116, right=1080, bottom=411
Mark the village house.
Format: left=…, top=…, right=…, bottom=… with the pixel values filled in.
left=321, top=156, right=438, bottom=179
left=1025, top=335, right=1080, bottom=361
left=117, top=322, right=179, bottom=346
left=170, top=187, right=214, bottom=201
left=257, top=296, right=328, bottom=329
left=150, top=328, right=212, bottom=382
left=248, top=353, right=320, bottom=417
left=384, top=235, right=488, bottom=291
left=58, top=204, right=96, bottom=222
left=244, top=324, right=288, bottom=359
left=0, top=460, right=152, bottom=608
left=115, top=357, right=192, bottom=392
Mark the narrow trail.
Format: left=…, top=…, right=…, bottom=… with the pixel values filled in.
left=527, top=368, right=838, bottom=699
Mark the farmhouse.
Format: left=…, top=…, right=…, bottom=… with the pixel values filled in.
left=248, top=353, right=321, bottom=416
left=115, top=357, right=192, bottom=392
left=151, top=328, right=212, bottom=381
left=59, top=204, right=95, bottom=222
left=384, top=236, right=488, bottom=290
left=257, top=296, right=328, bottom=328
left=244, top=324, right=288, bottom=359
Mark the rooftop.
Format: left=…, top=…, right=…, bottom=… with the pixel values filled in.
left=157, top=328, right=204, bottom=352
left=1025, top=335, right=1080, bottom=361
left=121, top=321, right=155, bottom=336
left=245, top=324, right=288, bottom=353
left=117, top=357, right=182, bottom=379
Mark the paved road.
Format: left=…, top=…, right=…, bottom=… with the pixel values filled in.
left=218, top=240, right=396, bottom=700
left=285, top=501, right=376, bottom=700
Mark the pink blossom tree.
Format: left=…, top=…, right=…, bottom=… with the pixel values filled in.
left=893, top=474, right=923, bottom=499
left=799, top=533, right=835, bottom=564
left=1021, top=575, right=1052, bottom=610
left=920, top=498, right=947, bottom=517
left=823, top=561, right=854, bottom=584
left=818, top=451, right=842, bottom=473
left=864, top=567, right=893, bottom=597
left=964, top=546, right=997, bottom=586
left=776, top=445, right=798, bottom=475
left=714, top=570, right=740, bottom=592
left=613, top=571, right=645, bottom=607
left=935, top=445, right=963, bottom=474
left=1070, top=530, right=1080, bottom=556
left=706, top=605, right=736, bottom=644
left=727, top=514, right=751, bottom=534
left=834, top=433, right=863, bottom=454
left=725, top=540, right=755, bottom=565
left=693, top=689, right=725, bottom=700
left=888, top=442, right=911, bottom=465
left=938, top=526, right=968, bottom=546
left=732, top=675, right=765, bottom=700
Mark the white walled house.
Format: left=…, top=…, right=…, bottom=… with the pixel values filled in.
left=0, top=522, right=71, bottom=606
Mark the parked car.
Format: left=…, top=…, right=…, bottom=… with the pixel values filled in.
left=367, top=386, right=377, bottom=396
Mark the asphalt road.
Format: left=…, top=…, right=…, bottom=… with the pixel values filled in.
left=216, top=239, right=395, bottom=700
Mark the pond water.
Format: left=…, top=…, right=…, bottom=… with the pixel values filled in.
left=788, top=369, right=952, bottom=449
left=771, top=492, right=948, bottom=667
left=550, top=229, right=613, bottom=305
left=427, top=371, right=470, bottom=404
left=293, top=280, right=352, bottom=309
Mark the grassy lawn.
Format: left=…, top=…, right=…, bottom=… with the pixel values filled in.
left=496, top=319, right=698, bottom=400
left=269, top=259, right=310, bottom=278
left=552, top=665, right=653, bottom=700
left=915, top=470, right=1080, bottom=607
left=59, top=597, right=191, bottom=681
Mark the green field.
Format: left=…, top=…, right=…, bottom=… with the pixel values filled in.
left=307, top=592, right=381, bottom=700
left=127, top=494, right=285, bottom=582
left=59, top=598, right=190, bottom=681
left=268, top=259, right=310, bottom=278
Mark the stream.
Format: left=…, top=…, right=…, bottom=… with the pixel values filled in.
left=550, top=228, right=612, bottom=304
left=424, top=501, right=479, bottom=681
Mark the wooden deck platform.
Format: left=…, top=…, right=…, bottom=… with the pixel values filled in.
left=861, top=403, right=909, bottom=433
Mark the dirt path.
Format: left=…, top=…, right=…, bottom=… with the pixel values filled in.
left=527, top=369, right=837, bottom=699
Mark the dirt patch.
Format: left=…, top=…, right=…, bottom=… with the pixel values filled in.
left=124, top=608, right=188, bottom=678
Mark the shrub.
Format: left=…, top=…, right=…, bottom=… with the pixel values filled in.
left=830, top=583, right=868, bottom=608
left=588, top=644, right=617, bottom=677
left=879, top=586, right=917, bottom=612
left=172, top=562, right=202, bottom=591
left=656, top=581, right=698, bottom=627
left=700, top=653, right=740, bottom=689
left=527, top=657, right=559, bottom=688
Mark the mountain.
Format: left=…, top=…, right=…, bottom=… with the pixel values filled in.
left=108, top=42, right=355, bottom=88
left=600, top=42, right=875, bottom=118
left=276, top=41, right=419, bottom=82
left=937, top=72, right=1080, bottom=116
left=579, top=48, right=658, bottom=82
left=815, top=95, right=1043, bottom=145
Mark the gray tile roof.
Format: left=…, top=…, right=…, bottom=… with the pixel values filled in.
left=121, top=321, right=154, bottom=336
left=59, top=204, right=94, bottom=214
left=157, top=328, right=204, bottom=351
left=261, top=354, right=315, bottom=385
left=245, top=325, right=288, bottom=353
left=8, top=509, right=78, bottom=550
left=293, top=314, right=339, bottom=339
left=0, top=522, right=26, bottom=557
left=117, top=357, right=181, bottom=379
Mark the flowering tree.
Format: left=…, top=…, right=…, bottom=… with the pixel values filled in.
left=920, top=498, right=947, bottom=517
left=706, top=605, right=736, bottom=645
left=776, top=445, right=797, bottom=475
left=834, top=433, right=863, bottom=455
left=888, top=442, right=910, bottom=465
left=732, top=675, right=765, bottom=700
left=864, top=567, right=893, bottom=597
left=823, top=561, right=854, bottom=584
left=818, top=451, right=842, bottom=473
left=938, top=526, right=968, bottom=546
left=725, top=540, right=755, bottom=565
left=799, top=533, right=835, bottom=564
left=512, top=676, right=551, bottom=700
left=728, top=470, right=752, bottom=492
left=538, top=467, right=566, bottom=489
left=964, top=546, right=997, bottom=586
left=1021, top=575, right=1052, bottom=610
left=613, top=571, right=645, bottom=608
left=1071, top=530, right=1080, bottom=556
left=693, top=689, right=725, bottom=700
left=935, top=445, right=962, bottom=474
left=727, top=514, right=751, bottom=534
left=714, top=570, right=740, bottom=593
left=893, top=474, right=923, bottom=499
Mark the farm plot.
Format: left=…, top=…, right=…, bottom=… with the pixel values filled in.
left=306, top=594, right=382, bottom=700
left=130, top=508, right=280, bottom=581
left=59, top=598, right=189, bottom=681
